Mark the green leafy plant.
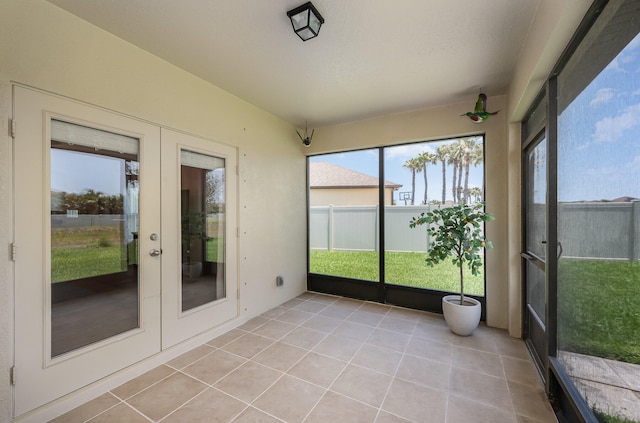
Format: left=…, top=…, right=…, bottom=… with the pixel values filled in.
left=410, top=202, right=493, bottom=304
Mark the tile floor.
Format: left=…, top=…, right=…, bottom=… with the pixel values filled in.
left=50, top=292, right=558, bottom=423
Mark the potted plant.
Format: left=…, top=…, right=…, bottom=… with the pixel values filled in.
left=410, top=202, right=493, bottom=335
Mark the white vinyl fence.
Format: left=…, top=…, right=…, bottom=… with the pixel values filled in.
left=311, top=202, right=640, bottom=260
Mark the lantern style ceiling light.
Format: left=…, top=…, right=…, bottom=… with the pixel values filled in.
left=287, top=2, right=325, bottom=41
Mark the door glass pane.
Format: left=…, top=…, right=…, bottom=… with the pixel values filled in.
left=557, top=2, right=640, bottom=420
left=525, top=138, right=547, bottom=329
left=50, top=120, right=139, bottom=357
left=526, top=139, right=546, bottom=260
left=181, top=150, right=226, bottom=311
left=308, top=150, right=380, bottom=282
left=385, top=137, right=486, bottom=295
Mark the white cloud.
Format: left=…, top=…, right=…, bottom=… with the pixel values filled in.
left=385, top=143, right=435, bottom=160
left=592, top=102, right=640, bottom=143
left=590, top=88, right=615, bottom=106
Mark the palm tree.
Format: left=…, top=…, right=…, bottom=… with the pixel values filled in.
left=403, top=157, right=421, bottom=205
left=435, top=145, right=449, bottom=204
left=418, top=152, right=436, bottom=204
left=448, top=142, right=463, bottom=204
left=468, top=186, right=483, bottom=203
left=461, top=138, right=481, bottom=204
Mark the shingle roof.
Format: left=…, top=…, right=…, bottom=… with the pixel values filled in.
left=309, top=162, right=402, bottom=189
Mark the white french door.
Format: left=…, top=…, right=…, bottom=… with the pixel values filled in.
left=12, top=86, right=237, bottom=417
left=160, top=128, right=238, bottom=349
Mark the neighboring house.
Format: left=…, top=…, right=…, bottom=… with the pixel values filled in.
left=309, top=162, right=402, bottom=206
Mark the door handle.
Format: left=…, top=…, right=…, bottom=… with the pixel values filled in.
left=149, top=249, right=161, bottom=257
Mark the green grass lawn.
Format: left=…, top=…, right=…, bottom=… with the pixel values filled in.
left=52, top=245, right=124, bottom=282
left=309, top=250, right=485, bottom=295
left=558, top=259, right=640, bottom=364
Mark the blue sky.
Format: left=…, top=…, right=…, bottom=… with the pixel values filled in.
left=557, top=33, right=640, bottom=202
left=51, top=149, right=126, bottom=196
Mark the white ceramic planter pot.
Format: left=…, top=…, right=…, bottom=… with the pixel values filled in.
left=442, top=295, right=481, bottom=336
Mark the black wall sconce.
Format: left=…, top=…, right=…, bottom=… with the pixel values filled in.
left=287, top=2, right=325, bottom=41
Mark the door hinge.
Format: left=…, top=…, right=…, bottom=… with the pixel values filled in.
left=10, top=119, right=15, bottom=138
left=10, top=366, right=16, bottom=385
left=10, top=243, right=17, bottom=261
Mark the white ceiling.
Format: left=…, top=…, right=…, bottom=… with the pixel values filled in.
left=47, top=0, right=540, bottom=127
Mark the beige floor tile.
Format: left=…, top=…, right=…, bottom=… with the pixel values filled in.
left=166, top=344, right=216, bottom=370
left=449, top=368, right=512, bottom=410
left=231, top=406, right=283, bottom=423
left=382, top=378, right=447, bottom=422
left=182, top=349, right=246, bottom=384
left=207, top=328, right=247, bottom=348
left=281, top=326, right=327, bottom=350
left=288, top=352, right=346, bottom=388
left=405, top=336, right=452, bottom=365
left=214, top=361, right=282, bottom=403
left=366, top=328, right=411, bottom=352
left=359, top=302, right=392, bottom=315
left=386, top=307, right=425, bottom=322
left=220, top=332, right=274, bottom=359
left=253, top=342, right=308, bottom=372
left=252, top=375, right=325, bottom=423
left=447, top=395, right=518, bottom=423
left=281, top=298, right=305, bottom=308
left=451, top=346, right=504, bottom=378
left=304, top=293, right=338, bottom=305
left=332, top=320, right=376, bottom=342
left=275, top=309, right=315, bottom=325
left=347, top=310, right=385, bottom=327
left=452, top=332, right=499, bottom=354
left=331, top=364, right=393, bottom=407
left=502, top=355, right=543, bottom=387
left=313, top=334, right=362, bottom=361
left=260, top=306, right=289, bottom=319
left=161, top=388, right=246, bottom=423
left=50, top=393, right=120, bottom=423
left=396, top=354, right=451, bottom=392
left=319, top=304, right=355, bottom=320
left=111, top=365, right=175, bottom=400
left=377, top=315, right=417, bottom=335
left=127, top=372, right=207, bottom=421
left=351, top=344, right=403, bottom=376
left=55, top=297, right=554, bottom=423
left=305, top=391, right=378, bottom=423
left=495, top=336, right=531, bottom=360
left=292, top=300, right=328, bottom=314
left=508, top=381, right=557, bottom=422
left=238, top=316, right=269, bottom=331
left=302, top=314, right=343, bottom=333
left=374, top=411, right=413, bottom=423
left=251, top=319, right=298, bottom=340
left=412, top=321, right=457, bottom=344
left=87, top=403, right=148, bottom=423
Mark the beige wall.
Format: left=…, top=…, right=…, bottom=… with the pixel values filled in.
left=0, top=1, right=307, bottom=420
left=309, top=187, right=395, bottom=206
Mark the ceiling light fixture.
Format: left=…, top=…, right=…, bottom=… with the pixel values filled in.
left=287, top=2, right=324, bottom=41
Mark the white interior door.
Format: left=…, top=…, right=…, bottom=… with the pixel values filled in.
left=160, top=128, right=238, bottom=348
left=12, top=87, right=240, bottom=417
left=13, top=86, right=162, bottom=417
